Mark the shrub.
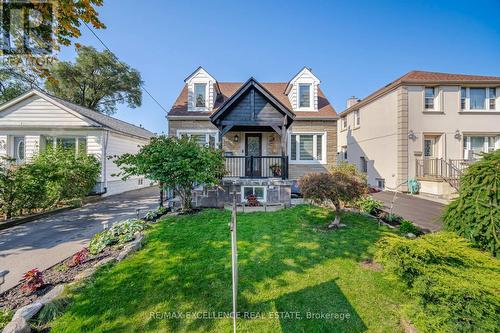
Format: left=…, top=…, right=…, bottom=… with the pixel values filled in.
left=68, top=247, right=89, bottom=267
left=89, top=219, right=146, bottom=254
left=34, top=297, right=70, bottom=325
left=300, top=167, right=367, bottom=227
left=399, top=220, right=420, bottom=235
left=376, top=232, right=499, bottom=332
left=20, top=268, right=44, bottom=293
left=443, top=150, right=500, bottom=255
left=356, top=196, right=383, bottom=215
left=0, top=309, right=13, bottom=330
left=144, top=206, right=168, bottom=221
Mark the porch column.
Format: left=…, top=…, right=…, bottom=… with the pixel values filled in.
left=281, top=125, right=287, bottom=156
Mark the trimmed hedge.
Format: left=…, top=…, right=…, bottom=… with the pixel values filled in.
left=375, top=232, right=499, bottom=333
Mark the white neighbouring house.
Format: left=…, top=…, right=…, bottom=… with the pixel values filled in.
left=337, top=71, right=500, bottom=198
left=0, top=89, right=155, bottom=196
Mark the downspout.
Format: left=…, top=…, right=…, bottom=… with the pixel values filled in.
left=102, top=130, right=109, bottom=194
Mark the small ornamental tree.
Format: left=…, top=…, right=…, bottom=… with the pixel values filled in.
left=299, top=163, right=367, bottom=228
left=443, top=150, right=500, bottom=255
left=113, top=136, right=225, bottom=211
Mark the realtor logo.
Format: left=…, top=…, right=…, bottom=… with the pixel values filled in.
left=0, top=0, right=54, bottom=55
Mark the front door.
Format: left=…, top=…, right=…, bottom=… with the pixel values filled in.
left=245, top=133, right=262, bottom=177
left=423, top=137, right=437, bottom=176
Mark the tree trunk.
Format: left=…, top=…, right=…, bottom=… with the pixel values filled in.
left=159, top=182, right=164, bottom=207
left=177, top=187, right=192, bottom=212
left=327, top=199, right=342, bottom=229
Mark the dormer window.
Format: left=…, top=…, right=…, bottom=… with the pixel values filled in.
left=299, top=84, right=311, bottom=108
left=194, top=83, right=206, bottom=108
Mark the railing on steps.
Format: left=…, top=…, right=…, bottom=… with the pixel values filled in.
left=415, top=158, right=471, bottom=191
left=224, top=155, right=289, bottom=180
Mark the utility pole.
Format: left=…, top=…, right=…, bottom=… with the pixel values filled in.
left=230, top=191, right=238, bottom=333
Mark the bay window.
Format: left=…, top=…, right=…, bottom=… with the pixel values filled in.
left=463, top=135, right=498, bottom=160
left=290, top=133, right=325, bottom=163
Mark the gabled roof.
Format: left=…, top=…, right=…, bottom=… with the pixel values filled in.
left=168, top=82, right=337, bottom=120
left=340, top=70, right=500, bottom=116
left=284, top=67, right=320, bottom=94
left=0, top=89, right=155, bottom=139
left=210, top=77, right=295, bottom=123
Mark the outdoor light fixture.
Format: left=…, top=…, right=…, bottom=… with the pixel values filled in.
left=408, top=130, right=417, bottom=140
left=454, top=130, right=461, bottom=140
left=269, top=134, right=275, bottom=143
left=233, top=134, right=239, bottom=142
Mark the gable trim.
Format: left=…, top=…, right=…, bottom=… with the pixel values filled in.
left=210, top=78, right=295, bottom=123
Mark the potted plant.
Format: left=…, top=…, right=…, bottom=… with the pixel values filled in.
left=269, top=163, right=281, bottom=177
left=246, top=194, right=260, bottom=207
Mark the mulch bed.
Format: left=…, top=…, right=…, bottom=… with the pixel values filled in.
left=360, top=259, right=383, bottom=271
left=0, top=247, right=119, bottom=311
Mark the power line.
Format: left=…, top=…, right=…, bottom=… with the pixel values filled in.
left=82, top=22, right=169, bottom=114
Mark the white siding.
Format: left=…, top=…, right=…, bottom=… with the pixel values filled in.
left=24, top=135, right=40, bottom=160
left=0, top=95, right=91, bottom=127
left=0, top=135, right=7, bottom=157
left=186, top=68, right=217, bottom=112
left=104, top=132, right=150, bottom=196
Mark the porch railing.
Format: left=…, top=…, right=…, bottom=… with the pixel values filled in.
left=415, top=158, right=472, bottom=191
left=224, top=155, right=289, bottom=179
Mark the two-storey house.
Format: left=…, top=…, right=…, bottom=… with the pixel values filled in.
left=167, top=67, right=338, bottom=206
left=337, top=71, right=500, bottom=198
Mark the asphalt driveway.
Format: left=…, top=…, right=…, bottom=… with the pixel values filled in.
left=371, top=191, right=445, bottom=232
left=0, top=187, right=159, bottom=291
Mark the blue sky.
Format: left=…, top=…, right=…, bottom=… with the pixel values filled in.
left=59, top=0, right=500, bottom=134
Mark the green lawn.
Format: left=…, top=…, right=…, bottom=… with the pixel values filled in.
left=50, top=205, right=407, bottom=332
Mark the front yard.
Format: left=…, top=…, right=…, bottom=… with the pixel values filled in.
left=49, top=206, right=406, bottom=332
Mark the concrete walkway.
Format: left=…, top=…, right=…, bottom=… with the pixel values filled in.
left=372, top=191, right=445, bottom=232
left=0, top=187, right=159, bottom=292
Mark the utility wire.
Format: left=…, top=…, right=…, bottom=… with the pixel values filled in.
left=82, top=22, right=169, bottom=114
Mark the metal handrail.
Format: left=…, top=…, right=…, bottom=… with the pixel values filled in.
left=415, top=158, right=469, bottom=191
left=224, top=155, right=288, bottom=180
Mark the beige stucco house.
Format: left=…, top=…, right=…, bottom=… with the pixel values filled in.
left=337, top=71, right=500, bottom=198
left=167, top=67, right=338, bottom=205
left=0, top=89, right=155, bottom=196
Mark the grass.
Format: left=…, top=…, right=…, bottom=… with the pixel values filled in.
left=49, top=205, right=407, bottom=332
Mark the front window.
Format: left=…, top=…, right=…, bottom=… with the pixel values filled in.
left=298, top=84, right=311, bottom=108
left=194, top=83, right=206, bottom=108
left=43, top=136, right=87, bottom=155
left=290, top=133, right=324, bottom=162
left=179, top=132, right=217, bottom=148
left=463, top=135, right=498, bottom=159
left=424, top=87, right=435, bottom=109
left=470, top=88, right=486, bottom=110
left=489, top=88, right=496, bottom=110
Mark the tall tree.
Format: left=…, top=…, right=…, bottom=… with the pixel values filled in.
left=45, top=46, right=142, bottom=114
left=0, top=70, right=30, bottom=104
left=1, top=0, right=106, bottom=80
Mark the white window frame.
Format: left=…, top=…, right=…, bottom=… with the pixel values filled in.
left=193, top=83, right=207, bottom=109
left=463, top=135, right=499, bottom=159
left=298, top=83, right=312, bottom=109
left=340, top=116, right=347, bottom=131
left=288, top=132, right=327, bottom=165
left=43, top=136, right=88, bottom=155
left=176, top=129, right=219, bottom=147
left=241, top=186, right=267, bottom=202
left=354, top=110, right=360, bottom=128
left=460, top=87, right=499, bottom=112
left=424, top=87, right=436, bottom=110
